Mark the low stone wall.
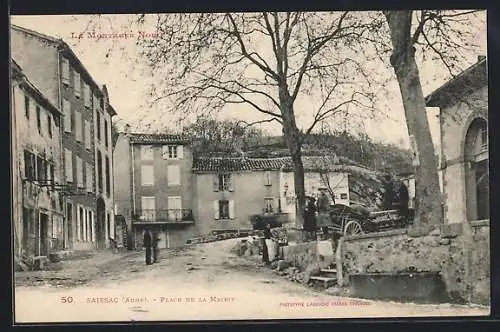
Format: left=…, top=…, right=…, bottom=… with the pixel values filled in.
left=343, top=221, right=490, bottom=305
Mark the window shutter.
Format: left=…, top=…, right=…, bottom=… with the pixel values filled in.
left=228, top=175, right=234, bottom=192
left=65, top=149, right=73, bottom=181
left=84, top=120, right=91, bottom=149
left=84, top=84, right=91, bottom=108
left=86, top=163, right=92, bottom=192
left=213, top=175, right=219, bottom=192
left=213, top=200, right=220, bottom=220
left=61, top=58, right=70, bottom=84
left=76, top=157, right=83, bottom=187
left=74, top=72, right=81, bottom=97
left=63, top=99, right=71, bottom=132
left=229, top=200, right=235, bottom=219
left=178, top=145, right=184, bottom=159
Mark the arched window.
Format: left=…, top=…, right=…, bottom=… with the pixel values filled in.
left=464, top=118, right=489, bottom=221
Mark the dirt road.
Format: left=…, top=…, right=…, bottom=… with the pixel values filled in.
left=14, top=239, right=489, bottom=323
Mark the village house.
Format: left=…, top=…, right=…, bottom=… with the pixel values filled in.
left=113, top=132, right=195, bottom=249
left=11, top=60, right=65, bottom=258
left=11, top=25, right=118, bottom=250
left=192, top=157, right=285, bottom=234
left=426, top=56, right=488, bottom=224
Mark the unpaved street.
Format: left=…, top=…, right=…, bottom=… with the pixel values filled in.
left=15, top=239, right=489, bottom=323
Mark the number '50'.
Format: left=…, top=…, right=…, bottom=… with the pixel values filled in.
left=60, top=296, right=74, bottom=303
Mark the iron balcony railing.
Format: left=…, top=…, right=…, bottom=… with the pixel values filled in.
left=132, top=209, right=194, bottom=223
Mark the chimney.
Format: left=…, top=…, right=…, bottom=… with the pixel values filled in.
left=478, top=55, right=486, bottom=62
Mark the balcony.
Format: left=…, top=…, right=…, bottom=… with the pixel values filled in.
left=132, top=209, right=194, bottom=225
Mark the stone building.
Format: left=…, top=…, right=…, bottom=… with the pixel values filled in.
left=113, top=133, right=195, bottom=249
left=11, top=60, right=65, bottom=258
left=11, top=25, right=118, bottom=250
left=426, top=56, right=488, bottom=224
left=192, top=157, right=284, bottom=234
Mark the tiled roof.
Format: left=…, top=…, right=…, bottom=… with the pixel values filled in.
left=193, top=157, right=289, bottom=172
left=425, top=57, right=487, bottom=107
left=192, top=155, right=377, bottom=173
left=128, top=133, right=190, bottom=144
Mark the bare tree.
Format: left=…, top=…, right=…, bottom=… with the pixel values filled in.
left=137, top=12, right=378, bottom=226
left=382, top=10, right=483, bottom=231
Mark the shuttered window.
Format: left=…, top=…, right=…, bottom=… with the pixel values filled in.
left=84, top=120, right=91, bottom=149
left=84, top=83, right=91, bottom=108
left=65, top=149, right=73, bottom=182
left=75, top=111, right=82, bottom=142
left=63, top=99, right=71, bottom=132
left=76, top=156, right=83, bottom=188
left=86, top=163, right=93, bottom=192
left=61, top=58, right=70, bottom=85
left=74, top=71, right=81, bottom=98
left=214, top=200, right=235, bottom=220
left=167, top=165, right=180, bottom=186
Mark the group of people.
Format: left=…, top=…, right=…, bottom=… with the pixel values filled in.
left=301, top=174, right=411, bottom=241
left=383, top=175, right=410, bottom=220
left=143, top=230, right=160, bottom=265
left=303, top=188, right=331, bottom=242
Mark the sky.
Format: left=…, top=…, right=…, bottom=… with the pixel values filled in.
left=10, top=12, right=487, bottom=150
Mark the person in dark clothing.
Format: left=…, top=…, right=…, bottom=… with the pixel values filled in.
left=143, top=230, right=153, bottom=265
left=397, top=181, right=410, bottom=222
left=303, top=197, right=317, bottom=241
left=317, top=189, right=331, bottom=240
left=152, top=231, right=160, bottom=263
left=262, top=223, right=272, bottom=265
left=382, top=174, right=396, bottom=211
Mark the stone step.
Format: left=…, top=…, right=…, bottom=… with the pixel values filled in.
left=309, top=276, right=337, bottom=288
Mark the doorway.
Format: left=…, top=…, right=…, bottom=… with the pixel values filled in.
left=96, top=198, right=106, bottom=249
left=39, top=213, right=49, bottom=256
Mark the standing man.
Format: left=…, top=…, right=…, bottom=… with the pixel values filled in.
left=303, top=196, right=317, bottom=241
left=382, top=174, right=396, bottom=211
left=397, top=180, right=410, bottom=223
left=143, top=229, right=153, bottom=265
left=317, top=188, right=331, bottom=240
left=152, top=231, right=160, bottom=263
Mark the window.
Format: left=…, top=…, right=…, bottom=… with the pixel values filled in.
left=96, top=112, right=101, bottom=141
left=97, top=151, right=103, bottom=192
left=24, top=95, right=30, bottom=119
left=264, top=171, right=272, bottom=186
left=104, top=119, right=109, bottom=147
left=84, top=120, right=91, bottom=149
left=167, top=165, right=181, bottom=186
left=36, top=106, right=42, bottom=134
left=214, top=173, right=233, bottom=192
left=141, top=145, right=154, bottom=160
left=74, top=71, right=81, bottom=98
left=84, top=84, right=91, bottom=108
left=340, top=193, right=348, bottom=200
left=76, top=156, right=83, bottom=188
left=63, top=99, right=71, bottom=133
left=105, top=156, right=110, bottom=197
left=47, top=114, right=52, bottom=138
left=141, top=164, right=154, bottom=186
left=65, top=149, right=73, bottom=182
left=61, top=58, right=70, bottom=85
left=214, top=200, right=235, bottom=220
left=23, top=150, right=35, bottom=180
left=162, top=145, right=183, bottom=159
left=36, top=156, right=45, bottom=181
left=167, top=196, right=182, bottom=220
left=141, top=196, right=156, bottom=220
left=264, top=198, right=274, bottom=213
left=75, top=111, right=82, bottom=142
left=86, top=163, right=93, bottom=193
left=49, top=163, right=55, bottom=182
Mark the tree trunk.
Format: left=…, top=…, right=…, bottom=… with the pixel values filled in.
left=385, top=11, right=443, bottom=229
left=279, top=90, right=306, bottom=229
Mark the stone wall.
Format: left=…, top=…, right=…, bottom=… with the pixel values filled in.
left=342, top=221, right=490, bottom=305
